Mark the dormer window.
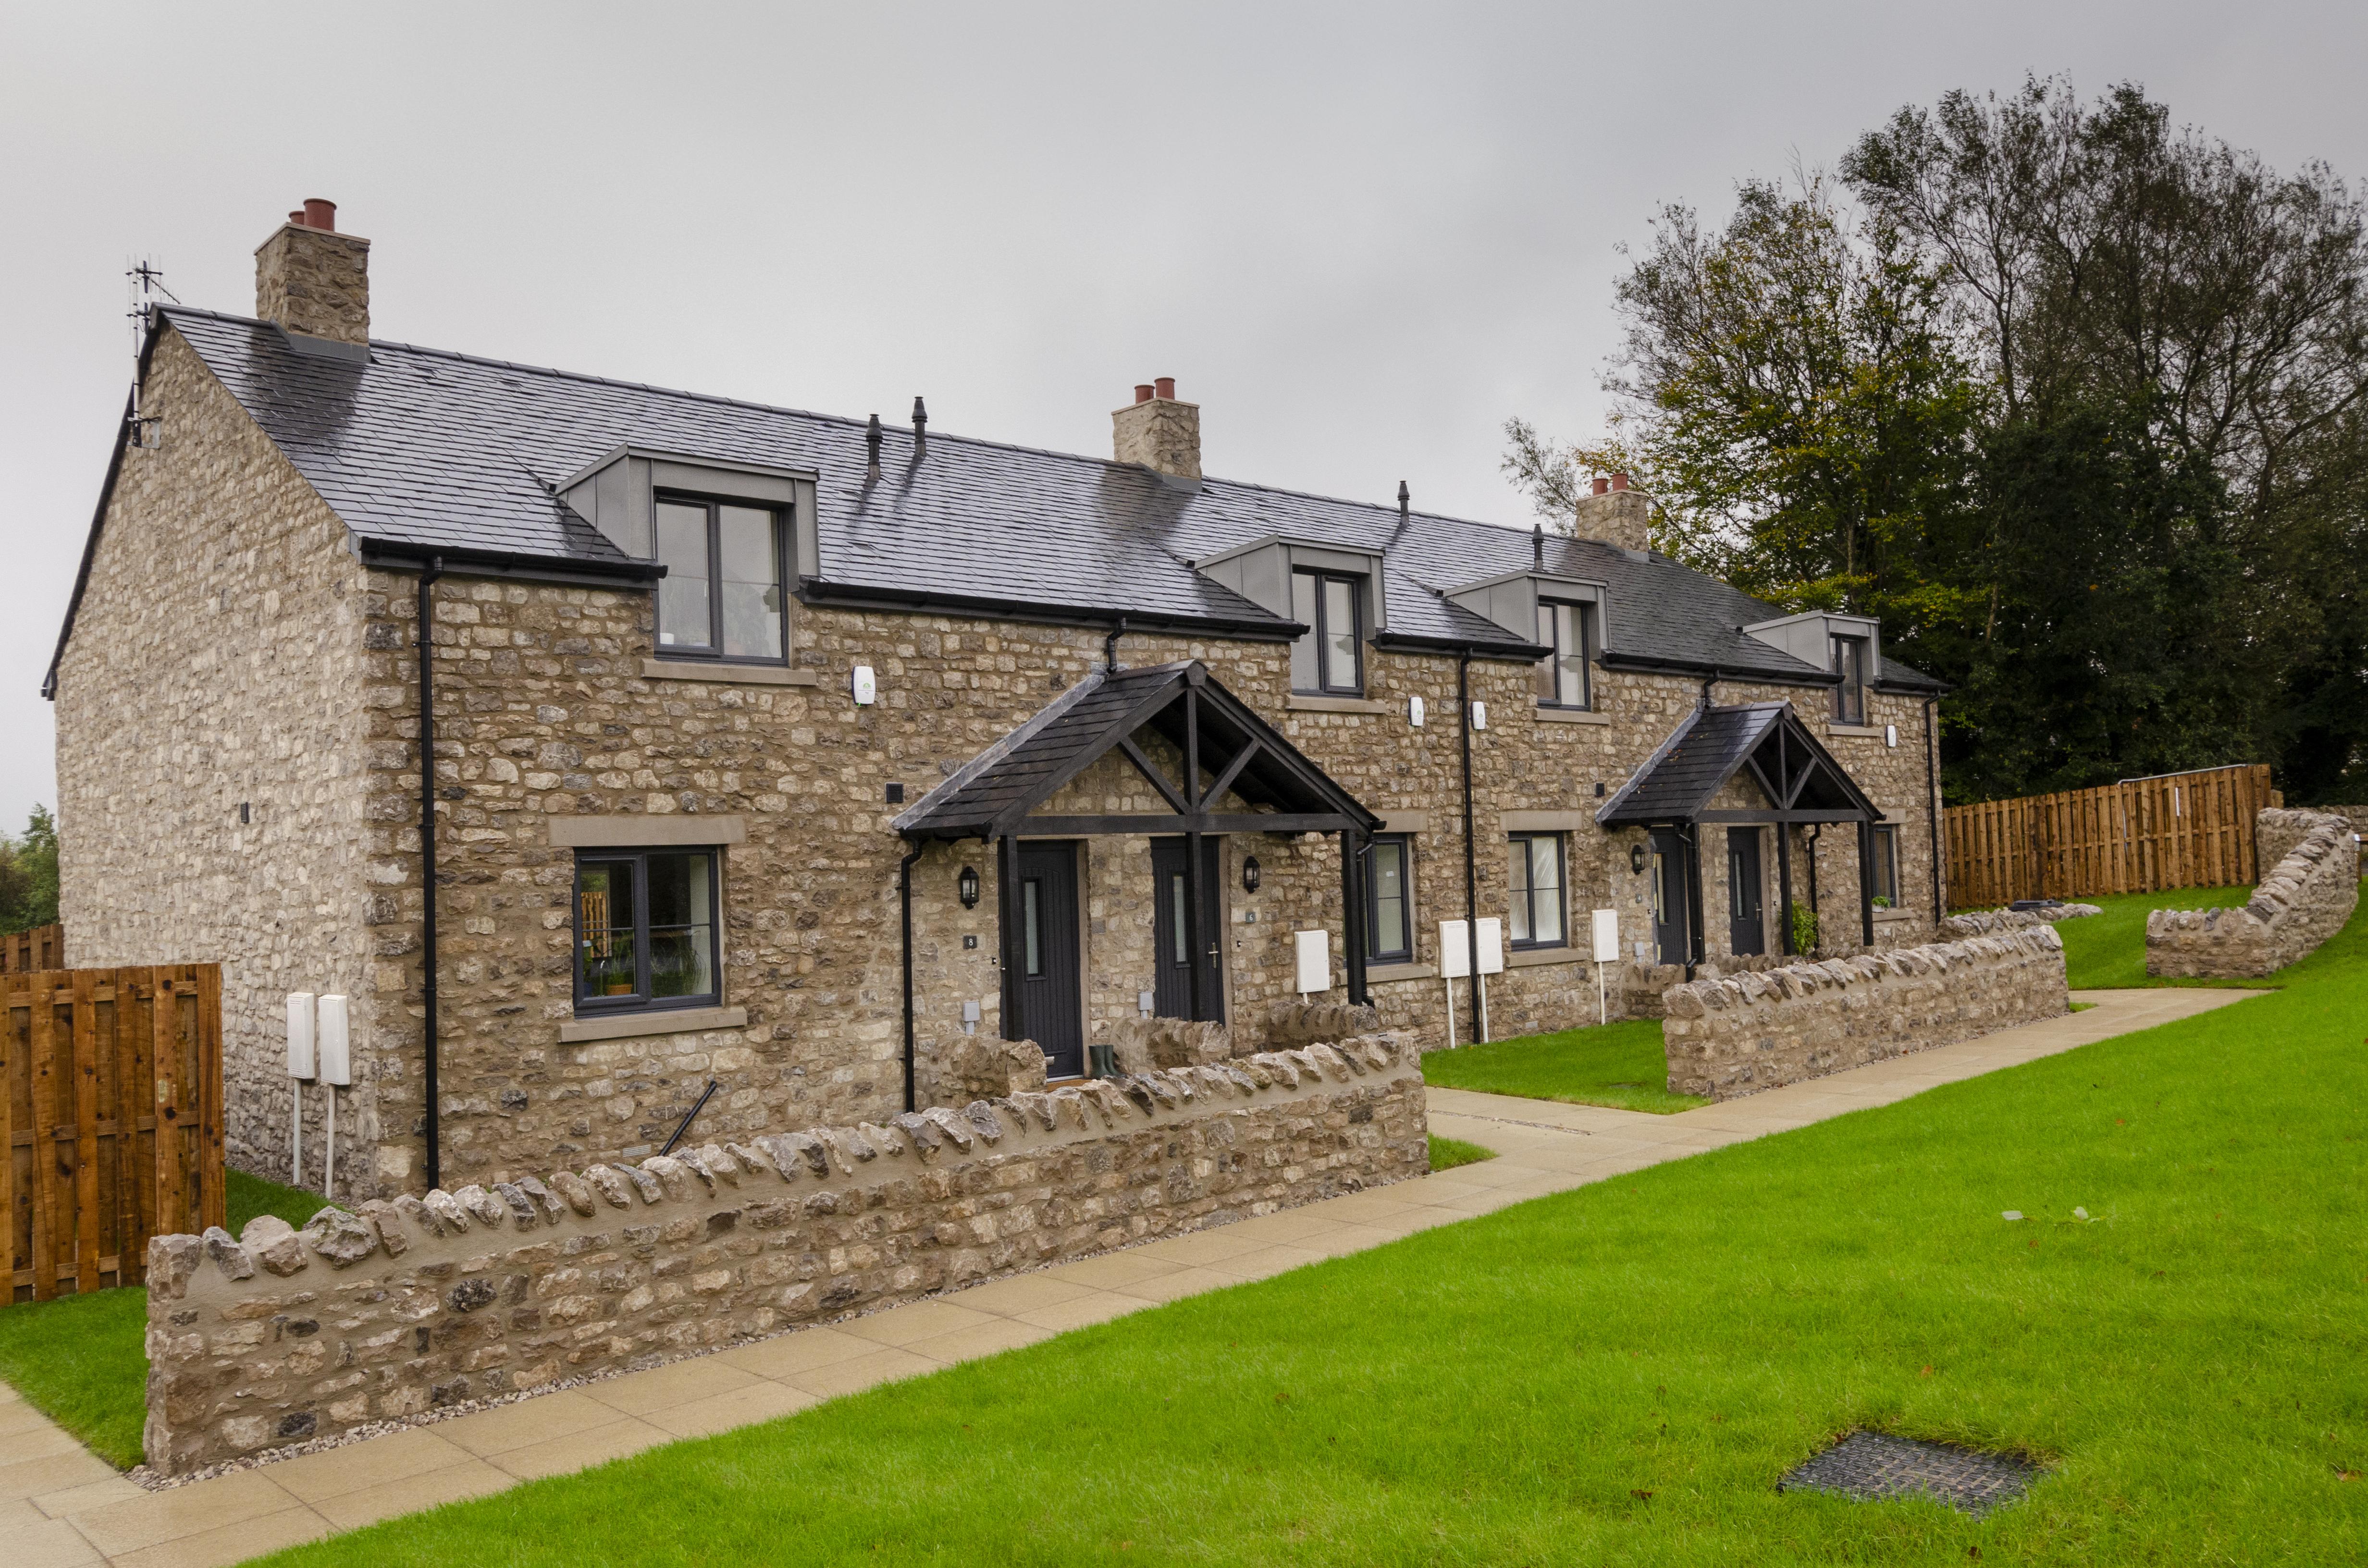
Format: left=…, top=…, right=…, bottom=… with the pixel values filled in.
left=1831, top=634, right=1869, bottom=725
left=1291, top=569, right=1364, bottom=696
left=1535, top=599, right=1593, bottom=709
left=656, top=496, right=786, bottom=662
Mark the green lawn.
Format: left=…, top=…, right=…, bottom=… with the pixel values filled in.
left=0, top=1167, right=339, bottom=1468
left=1420, top=1018, right=1709, bottom=1114
left=248, top=906, right=2368, bottom=1564
left=1426, top=1134, right=1496, bottom=1172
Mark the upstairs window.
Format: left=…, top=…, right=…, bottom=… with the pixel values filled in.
left=1290, top=570, right=1364, bottom=695
left=1507, top=832, right=1566, bottom=949
left=1364, top=834, right=1413, bottom=964
left=1831, top=634, right=1869, bottom=725
left=1535, top=599, right=1593, bottom=709
left=656, top=496, right=787, bottom=662
left=574, top=848, right=721, bottom=1013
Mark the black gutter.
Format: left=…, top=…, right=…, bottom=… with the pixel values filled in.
left=418, top=556, right=445, bottom=1193
left=1598, top=651, right=1839, bottom=688
left=1924, top=696, right=1944, bottom=919
left=800, top=578, right=1301, bottom=643
left=358, top=537, right=665, bottom=585
left=1457, top=652, right=1480, bottom=1044
left=899, top=843, right=924, bottom=1113
left=1372, top=630, right=1548, bottom=662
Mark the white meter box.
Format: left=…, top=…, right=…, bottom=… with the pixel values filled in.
left=1438, top=919, right=1470, bottom=979
left=1591, top=908, right=1621, bottom=964
left=316, top=994, right=352, bottom=1086
left=284, top=992, right=317, bottom=1078
left=1293, top=929, right=1332, bottom=993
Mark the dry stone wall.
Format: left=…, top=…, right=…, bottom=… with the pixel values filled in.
left=141, top=1036, right=1426, bottom=1475
left=2146, top=809, right=2358, bottom=978
left=1660, top=928, right=2069, bottom=1100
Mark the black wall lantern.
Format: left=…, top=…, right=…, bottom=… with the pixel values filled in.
left=1629, top=843, right=1649, bottom=875
left=958, top=865, right=981, bottom=908
left=1241, top=855, right=1261, bottom=894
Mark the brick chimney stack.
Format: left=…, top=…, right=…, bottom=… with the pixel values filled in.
left=1112, top=377, right=1201, bottom=480
left=255, top=199, right=370, bottom=346
left=1572, top=470, right=1651, bottom=552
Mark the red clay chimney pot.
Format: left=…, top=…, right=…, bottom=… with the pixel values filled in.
left=1610, top=472, right=1630, bottom=491
left=1153, top=376, right=1175, bottom=400
left=1134, top=384, right=1154, bottom=404
left=288, top=210, right=307, bottom=227
left=1591, top=476, right=1610, bottom=496
left=302, top=198, right=336, bottom=232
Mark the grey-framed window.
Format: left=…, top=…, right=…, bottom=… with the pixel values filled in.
left=654, top=493, right=788, bottom=662
left=573, top=848, right=721, bottom=1013
left=1364, top=834, right=1414, bottom=964
left=1831, top=634, right=1869, bottom=724
left=1507, top=832, right=1566, bottom=948
left=1870, top=824, right=1900, bottom=907
left=1535, top=599, right=1593, bottom=709
left=1290, top=569, right=1364, bottom=695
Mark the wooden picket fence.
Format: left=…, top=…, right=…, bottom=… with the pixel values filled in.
left=1946, top=764, right=2280, bottom=910
left=0, top=925, right=64, bottom=975
left=3, top=965, right=224, bottom=1302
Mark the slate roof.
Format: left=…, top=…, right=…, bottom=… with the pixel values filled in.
left=79, top=306, right=1945, bottom=694
left=893, top=661, right=1377, bottom=838
left=1597, top=701, right=1881, bottom=826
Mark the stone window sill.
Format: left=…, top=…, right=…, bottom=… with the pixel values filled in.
left=1505, top=945, right=1585, bottom=969
left=558, top=1004, right=748, bottom=1044
left=641, top=658, right=820, bottom=687
left=1873, top=907, right=1917, bottom=923
left=1825, top=723, right=1887, bottom=739
left=1534, top=707, right=1611, bottom=725
left=1286, top=694, right=1392, bottom=715
left=1366, top=960, right=1437, bottom=983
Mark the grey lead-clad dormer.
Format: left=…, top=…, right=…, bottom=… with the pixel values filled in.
left=557, top=445, right=821, bottom=578
left=1191, top=535, right=1388, bottom=637
left=1445, top=567, right=1611, bottom=648
left=1742, top=610, right=1881, bottom=676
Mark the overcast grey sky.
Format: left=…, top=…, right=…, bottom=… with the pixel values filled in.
left=4, top=2, right=2363, bottom=831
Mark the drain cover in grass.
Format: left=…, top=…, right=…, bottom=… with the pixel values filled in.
left=1780, top=1432, right=2041, bottom=1516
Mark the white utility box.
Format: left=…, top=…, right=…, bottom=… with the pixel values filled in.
left=316, top=994, right=352, bottom=1086
left=1293, top=929, right=1331, bottom=993
left=285, top=992, right=317, bottom=1078
left=1591, top=908, right=1621, bottom=964
left=1474, top=917, right=1505, bottom=976
left=1438, top=919, right=1471, bottom=979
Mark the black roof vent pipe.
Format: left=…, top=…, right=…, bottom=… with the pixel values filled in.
left=1533, top=523, right=1545, bottom=569
left=865, top=413, right=882, bottom=481
left=912, top=395, right=928, bottom=457
left=1398, top=479, right=1409, bottom=525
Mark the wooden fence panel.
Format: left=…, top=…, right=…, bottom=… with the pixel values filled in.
left=2, top=965, right=222, bottom=1303
left=1945, top=764, right=2279, bottom=910
left=0, top=926, right=64, bottom=975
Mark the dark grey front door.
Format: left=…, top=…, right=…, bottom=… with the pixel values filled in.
left=1727, top=829, right=1765, bottom=956
left=1150, top=836, right=1225, bottom=1021
left=1015, top=842, right=1085, bottom=1078
left=1650, top=828, right=1692, bottom=966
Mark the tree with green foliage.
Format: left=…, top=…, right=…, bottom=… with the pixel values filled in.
left=0, top=805, right=60, bottom=934
left=1508, top=77, right=2368, bottom=804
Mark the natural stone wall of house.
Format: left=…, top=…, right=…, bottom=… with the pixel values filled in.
left=2146, top=810, right=2359, bottom=978
left=52, top=325, right=377, bottom=1192
left=141, top=1037, right=1426, bottom=1475
left=1660, top=927, right=2070, bottom=1100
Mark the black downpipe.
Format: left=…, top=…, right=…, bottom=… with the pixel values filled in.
left=661, top=1080, right=720, bottom=1156
left=1457, top=653, right=1480, bottom=1044
left=418, top=557, right=444, bottom=1194
left=1103, top=617, right=1127, bottom=673
left=1924, top=696, right=1944, bottom=919
left=899, top=842, right=924, bottom=1112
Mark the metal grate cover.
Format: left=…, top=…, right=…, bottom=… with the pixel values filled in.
left=1780, top=1432, right=2042, bottom=1516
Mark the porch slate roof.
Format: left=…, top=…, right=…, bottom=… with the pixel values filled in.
left=111, top=307, right=1945, bottom=695
left=1598, top=701, right=1882, bottom=826
left=893, top=661, right=1377, bottom=839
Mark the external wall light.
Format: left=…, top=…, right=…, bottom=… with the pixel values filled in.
left=958, top=865, right=981, bottom=907
left=1242, top=855, right=1261, bottom=894
left=1629, top=843, right=1648, bottom=875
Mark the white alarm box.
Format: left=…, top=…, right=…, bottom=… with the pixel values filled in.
left=316, top=994, right=352, bottom=1086
left=1438, top=919, right=1471, bottom=979
left=1591, top=908, right=1621, bottom=964
left=284, top=992, right=317, bottom=1079
left=851, top=664, right=877, bottom=705
left=1474, top=917, right=1505, bottom=975
left=1293, top=929, right=1332, bottom=993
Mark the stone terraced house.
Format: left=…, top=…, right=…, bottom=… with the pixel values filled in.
left=44, top=202, right=1949, bottom=1200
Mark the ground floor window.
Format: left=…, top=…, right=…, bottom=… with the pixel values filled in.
left=574, top=848, right=720, bottom=1012
left=1365, top=834, right=1413, bottom=963
left=1507, top=832, right=1566, bottom=948
left=1871, top=824, right=1900, bottom=907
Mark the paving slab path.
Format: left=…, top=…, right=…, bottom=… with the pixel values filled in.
left=4, top=985, right=2256, bottom=1567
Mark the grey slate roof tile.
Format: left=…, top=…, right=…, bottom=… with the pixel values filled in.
left=155, top=306, right=1943, bottom=691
